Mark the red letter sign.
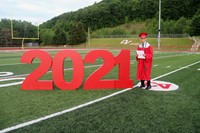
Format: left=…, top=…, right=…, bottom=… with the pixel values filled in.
left=20, top=50, right=53, bottom=90
left=115, top=50, right=133, bottom=88
left=84, top=50, right=115, bottom=89
left=52, top=50, right=84, bottom=90
left=20, top=50, right=134, bottom=90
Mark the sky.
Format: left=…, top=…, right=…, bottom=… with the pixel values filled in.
left=0, top=0, right=102, bottom=25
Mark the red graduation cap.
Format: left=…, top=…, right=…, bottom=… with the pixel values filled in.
left=139, top=32, right=148, bottom=38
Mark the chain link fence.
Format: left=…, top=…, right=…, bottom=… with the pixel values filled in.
left=86, top=34, right=198, bottom=51
left=90, top=34, right=189, bottom=38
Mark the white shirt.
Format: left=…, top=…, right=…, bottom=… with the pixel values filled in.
left=139, top=41, right=150, bottom=48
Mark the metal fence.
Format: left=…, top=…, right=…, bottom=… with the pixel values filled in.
left=91, top=34, right=189, bottom=38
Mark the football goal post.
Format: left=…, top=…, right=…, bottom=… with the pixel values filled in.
left=10, top=19, right=39, bottom=49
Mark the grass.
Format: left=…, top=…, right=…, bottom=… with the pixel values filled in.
left=87, top=38, right=194, bottom=50
left=0, top=49, right=200, bottom=132
left=1, top=37, right=195, bottom=52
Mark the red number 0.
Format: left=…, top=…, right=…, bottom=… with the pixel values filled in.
left=52, top=50, right=84, bottom=90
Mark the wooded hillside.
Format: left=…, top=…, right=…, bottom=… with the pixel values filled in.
left=0, top=0, right=200, bottom=46
left=41, top=0, right=200, bottom=31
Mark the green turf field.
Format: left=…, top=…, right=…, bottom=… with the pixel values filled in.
left=87, top=38, right=193, bottom=50
left=0, top=49, right=200, bottom=133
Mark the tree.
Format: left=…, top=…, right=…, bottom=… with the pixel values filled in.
left=0, top=28, right=12, bottom=47
left=67, top=22, right=86, bottom=45
left=0, top=19, right=38, bottom=46
left=40, top=29, right=54, bottom=45
left=174, top=17, right=188, bottom=34
left=52, top=21, right=67, bottom=45
left=111, top=28, right=126, bottom=35
left=190, top=14, right=200, bottom=36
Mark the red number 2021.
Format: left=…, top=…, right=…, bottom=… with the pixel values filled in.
left=20, top=50, right=133, bottom=90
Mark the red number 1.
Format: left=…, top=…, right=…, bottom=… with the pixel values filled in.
left=115, top=50, right=133, bottom=88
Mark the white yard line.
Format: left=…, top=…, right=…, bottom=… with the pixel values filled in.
left=152, top=61, right=200, bottom=80
left=0, top=72, right=13, bottom=77
left=1, top=60, right=200, bottom=133
left=0, top=65, right=102, bottom=80
left=0, top=78, right=25, bottom=88
left=0, top=53, right=192, bottom=80
left=0, top=62, right=25, bottom=66
left=0, top=58, right=20, bottom=60
left=0, top=53, right=190, bottom=66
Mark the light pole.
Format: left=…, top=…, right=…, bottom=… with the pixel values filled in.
left=158, top=0, right=161, bottom=49
left=88, top=27, right=90, bottom=46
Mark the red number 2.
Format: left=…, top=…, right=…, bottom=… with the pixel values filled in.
left=84, top=50, right=115, bottom=89
left=20, top=50, right=53, bottom=90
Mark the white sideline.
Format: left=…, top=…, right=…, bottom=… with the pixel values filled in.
left=0, top=60, right=200, bottom=133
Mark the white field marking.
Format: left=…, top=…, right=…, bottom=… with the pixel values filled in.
left=198, top=68, right=200, bottom=71
left=166, top=66, right=171, bottom=68
left=0, top=64, right=103, bottom=80
left=0, top=58, right=20, bottom=60
left=0, top=52, right=190, bottom=66
left=0, top=62, right=31, bottom=67
left=137, top=81, right=179, bottom=91
left=0, top=53, right=192, bottom=80
left=152, top=61, right=200, bottom=80
left=0, top=48, right=99, bottom=53
left=1, top=61, right=200, bottom=133
left=0, top=72, right=13, bottom=77
left=153, top=64, right=158, bottom=67
left=0, top=78, right=25, bottom=88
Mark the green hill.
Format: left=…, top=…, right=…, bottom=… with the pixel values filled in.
left=38, top=0, right=200, bottom=45
left=0, top=0, right=200, bottom=47
left=40, top=0, right=200, bottom=35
